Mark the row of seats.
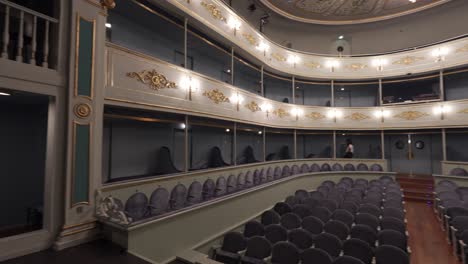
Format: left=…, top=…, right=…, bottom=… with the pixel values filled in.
left=121, top=163, right=384, bottom=222
left=434, top=180, right=468, bottom=263
left=213, top=176, right=410, bottom=264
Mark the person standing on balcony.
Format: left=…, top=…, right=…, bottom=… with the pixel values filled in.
left=344, top=139, right=354, bottom=158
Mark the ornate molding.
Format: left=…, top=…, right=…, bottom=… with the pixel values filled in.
left=346, top=63, right=368, bottom=71
left=95, top=191, right=130, bottom=225
left=245, top=101, right=261, bottom=112
left=271, top=53, right=286, bottom=62
left=345, top=112, right=371, bottom=121
left=457, top=44, right=468, bottom=53
left=392, top=56, right=425, bottom=65
left=127, top=70, right=177, bottom=91
left=457, top=108, right=468, bottom=114
left=203, top=89, right=230, bottom=104
left=200, top=1, right=226, bottom=22
left=242, top=33, right=258, bottom=46
left=394, top=111, right=429, bottom=120
left=273, top=108, right=290, bottom=118
left=100, top=0, right=115, bottom=9
left=74, top=103, right=92, bottom=119
left=304, top=62, right=322, bottom=69
left=306, top=112, right=326, bottom=120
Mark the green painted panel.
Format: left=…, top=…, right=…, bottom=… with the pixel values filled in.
left=77, top=18, right=94, bottom=97
left=73, top=124, right=90, bottom=205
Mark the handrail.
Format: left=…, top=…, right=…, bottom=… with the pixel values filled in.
left=0, top=0, right=58, bottom=23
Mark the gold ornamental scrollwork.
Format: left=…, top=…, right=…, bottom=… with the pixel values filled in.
left=242, top=33, right=258, bottom=46
left=304, top=62, right=322, bottom=69
left=203, top=89, right=230, bottom=104
left=457, top=109, right=468, bottom=114
left=74, top=103, right=92, bottom=119
left=245, top=101, right=261, bottom=112
left=126, top=70, right=177, bottom=91
left=306, top=112, right=326, bottom=120
left=200, top=1, right=226, bottom=22
left=456, top=44, right=468, bottom=53
left=345, top=112, right=370, bottom=121
left=392, top=56, right=425, bottom=65
left=345, top=63, right=368, bottom=71
left=273, top=108, right=290, bottom=118
left=271, top=53, right=286, bottom=62
left=394, top=111, right=428, bottom=120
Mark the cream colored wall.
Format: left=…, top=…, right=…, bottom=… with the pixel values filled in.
left=441, top=161, right=468, bottom=175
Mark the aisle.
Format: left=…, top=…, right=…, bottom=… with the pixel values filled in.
left=405, top=201, right=460, bottom=264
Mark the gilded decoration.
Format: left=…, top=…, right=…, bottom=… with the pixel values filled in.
left=203, top=89, right=230, bottom=104
left=200, top=1, right=226, bottom=22
left=74, top=103, right=92, bottom=119
left=242, top=33, right=258, bottom=46
left=392, top=56, right=425, bottom=65
left=273, top=108, right=290, bottom=118
left=457, top=109, right=468, bottom=114
left=100, top=0, right=115, bottom=9
left=346, top=63, right=368, bottom=71
left=271, top=53, right=286, bottom=62
left=456, top=44, right=468, bottom=53
left=306, top=112, right=326, bottom=120
left=126, top=70, right=176, bottom=91
left=345, top=112, right=370, bottom=121
left=304, top=62, right=322, bottom=69
left=245, top=101, right=261, bottom=112
left=394, top=111, right=428, bottom=120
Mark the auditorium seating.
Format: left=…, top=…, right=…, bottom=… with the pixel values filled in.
left=119, top=163, right=386, bottom=223
left=212, top=176, right=410, bottom=264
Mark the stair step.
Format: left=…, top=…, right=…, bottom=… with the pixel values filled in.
left=404, top=195, right=433, bottom=202
left=398, top=182, right=434, bottom=189
left=397, top=177, right=434, bottom=184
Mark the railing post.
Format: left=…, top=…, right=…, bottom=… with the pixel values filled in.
left=30, top=16, right=37, bottom=65
left=42, top=20, right=50, bottom=68
left=16, top=10, right=24, bottom=62
left=1, top=5, right=9, bottom=58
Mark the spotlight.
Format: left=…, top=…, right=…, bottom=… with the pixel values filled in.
left=258, top=131, right=263, bottom=135
left=105, top=23, right=112, bottom=28
left=0, top=92, right=11, bottom=96
left=180, top=123, right=186, bottom=129
left=338, top=35, right=344, bottom=40
left=226, top=128, right=230, bottom=132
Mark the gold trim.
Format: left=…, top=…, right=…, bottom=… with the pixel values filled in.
left=70, top=121, right=91, bottom=208
left=245, top=101, right=261, bottom=112
left=63, top=220, right=97, bottom=230
left=306, top=112, right=326, bottom=120
left=203, top=89, right=230, bottom=104
left=304, top=62, right=322, bottom=69
left=74, top=15, right=96, bottom=100
left=345, top=112, right=371, bottom=121
left=273, top=108, right=289, bottom=118
left=74, top=103, right=92, bottom=118
left=271, top=53, right=286, bottom=62
left=456, top=44, right=468, bottom=53
left=345, top=63, right=368, bottom=71
left=242, top=33, right=258, bottom=46
left=392, top=56, right=425, bottom=65
left=457, top=109, right=468, bottom=114
left=200, top=1, right=226, bottom=22
left=126, top=69, right=177, bottom=91
left=394, top=111, right=429, bottom=120
left=60, top=225, right=97, bottom=237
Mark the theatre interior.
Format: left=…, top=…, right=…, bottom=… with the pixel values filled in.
left=4, top=0, right=468, bottom=263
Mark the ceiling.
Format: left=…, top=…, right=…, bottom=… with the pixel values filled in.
left=258, top=0, right=452, bottom=25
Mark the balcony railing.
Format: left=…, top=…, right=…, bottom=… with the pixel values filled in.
left=0, top=0, right=58, bottom=69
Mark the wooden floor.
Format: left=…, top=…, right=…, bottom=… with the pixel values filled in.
left=406, top=201, right=460, bottom=264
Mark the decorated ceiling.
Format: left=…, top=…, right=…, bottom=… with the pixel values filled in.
left=259, top=0, right=451, bottom=24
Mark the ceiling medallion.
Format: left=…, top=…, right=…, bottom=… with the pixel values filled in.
left=456, top=44, right=468, bottom=53
left=203, top=89, right=230, bottom=104
left=306, top=112, right=326, bottom=120
left=273, top=108, right=290, bottom=118
left=74, top=103, right=92, bottom=118
left=304, top=62, right=322, bottom=69
left=345, top=112, right=370, bottom=121
left=345, top=63, right=368, bottom=71
left=245, top=101, right=261, bottom=112
left=271, top=53, right=286, bottom=62
left=392, top=56, right=425, bottom=65
left=200, top=1, right=226, bottom=22
left=242, top=33, right=258, bottom=46
left=394, top=111, right=428, bottom=120
left=126, top=70, right=176, bottom=91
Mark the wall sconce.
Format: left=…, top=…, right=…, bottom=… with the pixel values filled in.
left=432, top=47, right=449, bottom=62
left=227, top=17, right=241, bottom=36
left=256, top=42, right=270, bottom=57
left=290, top=107, right=303, bottom=121
left=326, top=60, right=340, bottom=72
left=230, top=93, right=244, bottom=111
left=433, top=104, right=451, bottom=120
left=180, top=76, right=199, bottom=100
left=327, top=108, right=342, bottom=122
left=372, top=58, right=388, bottom=71
left=260, top=102, right=272, bottom=117
left=373, top=109, right=390, bottom=122
left=287, top=55, right=300, bottom=68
